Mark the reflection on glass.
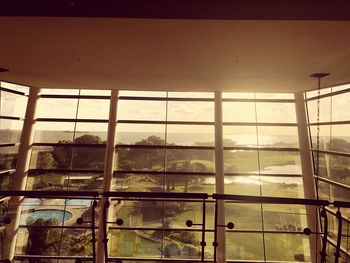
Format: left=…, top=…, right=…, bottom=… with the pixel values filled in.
left=223, top=126, right=257, bottom=147
left=0, top=170, right=14, bottom=190
left=258, top=126, right=299, bottom=147
left=0, top=146, right=19, bottom=170
left=167, top=101, right=214, bottom=122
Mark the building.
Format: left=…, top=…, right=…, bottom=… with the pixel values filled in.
left=1, top=1, right=350, bottom=262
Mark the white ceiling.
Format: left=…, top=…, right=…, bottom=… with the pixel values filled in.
left=1, top=17, right=350, bottom=92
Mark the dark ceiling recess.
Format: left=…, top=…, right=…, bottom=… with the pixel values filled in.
left=0, top=67, right=9, bottom=73
left=1, top=0, right=350, bottom=20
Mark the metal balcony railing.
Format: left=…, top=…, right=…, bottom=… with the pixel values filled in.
left=0, top=190, right=349, bottom=263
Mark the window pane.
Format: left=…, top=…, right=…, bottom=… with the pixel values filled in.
left=167, top=125, right=214, bottom=146
left=222, top=92, right=255, bottom=99
left=77, top=99, right=109, bottom=119
left=226, top=233, right=264, bottom=260
left=307, top=97, right=331, bottom=123
left=79, top=89, right=110, bottom=95
left=329, top=155, right=350, bottom=185
left=332, top=92, right=350, bottom=121
left=116, top=124, right=165, bottom=145
left=0, top=91, right=27, bottom=117
left=223, top=102, right=255, bottom=122
left=258, top=126, right=299, bottom=147
left=0, top=146, right=18, bottom=170
left=261, top=176, right=304, bottom=198
left=259, top=151, right=301, bottom=174
left=166, top=149, right=215, bottom=173
left=256, top=102, right=296, bottom=123
left=0, top=119, right=23, bottom=144
left=37, top=98, right=78, bottom=118
left=224, top=150, right=259, bottom=173
left=331, top=125, right=350, bottom=153
left=117, top=100, right=166, bottom=121
left=40, top=88, right=79, bottom=95
left=0, top=170, right=14, bottom=190
left=1, top=82, right=29, bottom=94
left=265, top=233, right=310, bottom=261
left=309, top=125, right=331, bottom=150
left=223, top=126, right=257, bottom=147
left=168, top=92, right=213, bottom=98
left=116, top=148, right=165, bottom=171
left=119, top=90, right=167, bottom=97
left=225, top=203, right=262, bottom=230
left=224, top=176, right=261, bottom=196
left=167, top=101, right=214, bottom=122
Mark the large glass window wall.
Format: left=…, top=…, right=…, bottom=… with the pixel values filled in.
left=4, top=86, right=343, bottom=262
left=306, top=83, right=350, bottom=261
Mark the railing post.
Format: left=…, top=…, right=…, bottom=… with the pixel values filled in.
left=3, top=87, right=40, bottom=261
left=294, top=91, right=320, bottom=263
left=214, top=91, right=226, bottom=262
left=96, top=89, right=118, bottom=263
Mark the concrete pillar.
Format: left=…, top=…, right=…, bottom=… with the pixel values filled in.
left=96, top=89, right=118, bottom=263
left=3, top=87, right=40, bottom=260
left=294, top=91, right=320, bottom=263
left=214, top=91, right=226, bottom=262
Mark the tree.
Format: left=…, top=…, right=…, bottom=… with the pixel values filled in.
left=52, top=135, right=105, bottom=169
left=26, top=218, right=61, bottom=262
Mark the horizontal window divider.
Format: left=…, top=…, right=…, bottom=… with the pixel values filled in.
left=212, top=193, right=330, bottom=206
left=226, top=229, right=304, bottom=235
left=310, top=149, right=350, bottom=158
left=0, top=190, right=100, bottom=198
left=0, top=86, right=26, bottom=95
left=117, top=120, right=214, bottom=125
left=224, top=172, right=302, bottom=177
left=223, top=122, right=297, bottom=126
left=108, top=226, right=211, bottom=232
left=29, top=168, right=104, bottom=174
left=0, top=143, right=17, bottom=147
left=118, top=96, right=214, bottom=102
left=223, top=98, right=295, bottom=103
left=19, top=224, right=94, bottom=229
left=0, top=115, right=22, bottom=120
left=14, top=255, right=94, bottom=260
left=110, top=197, right=215, bottom=203
left=40, top=94, right=111, bottom=99
left=113, top=170, right=216, bottom=176
left=36, top=118, right=108, bottom=123
left=314, top=175, right=350, bottom=191
left=306, top=86, right=350, bottom=101
left=115, top=144, right=214, bottom=150
left=32, top=142, right=106, bottom=148
left=325, top=206, right=350, bottom=224
left=308, top=120, right=350, bottom=126
left=108, top=257, right=208, bottom=262
left=104, top=191, right=208, bottom=200
left=224, top=146, right=299, bottom=152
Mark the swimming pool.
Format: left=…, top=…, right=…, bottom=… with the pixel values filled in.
left=20, top=209, right=72, bottom=225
